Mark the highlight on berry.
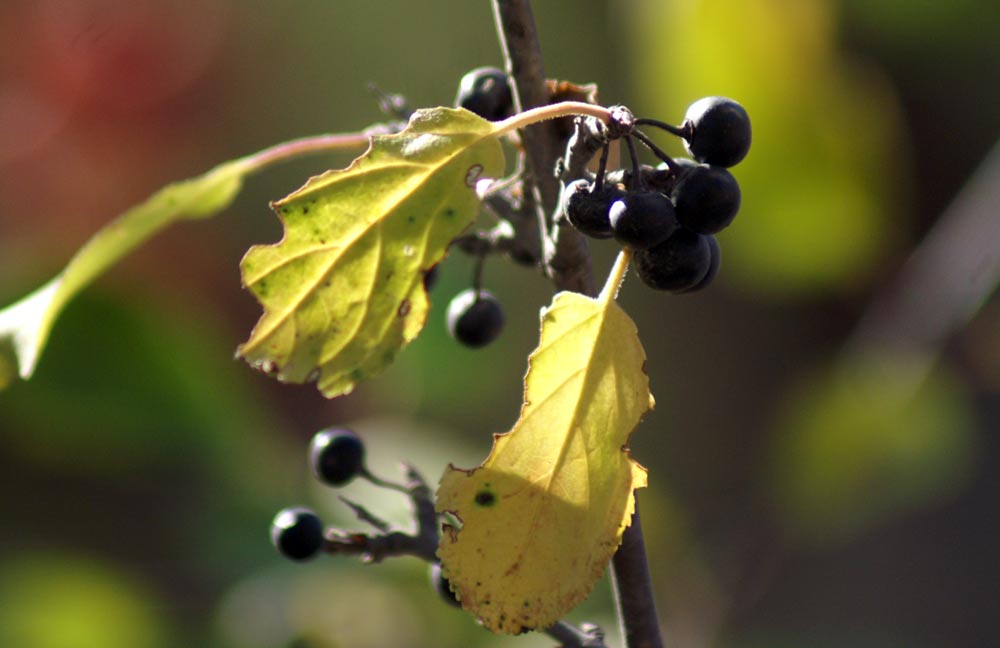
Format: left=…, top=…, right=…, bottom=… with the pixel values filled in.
left=446, top=288, right=505, bottom=348
left=270, top=507, right=325, bottom=561
left=455, top=66, right=514, bottom=122
left=309, top=427, right=366, bottom=487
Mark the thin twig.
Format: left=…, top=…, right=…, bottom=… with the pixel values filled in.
left=491, top=0, right=564, bottom=211
left=338, top=496, right=392, bottom=533
left=322, top=463, right=438, bottom=562
left=545, top=620, right=609, bottom=648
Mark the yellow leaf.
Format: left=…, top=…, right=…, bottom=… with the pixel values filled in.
left=238, top=108, right=505, bottom=398
left=436, top=251, right=653, bottom=634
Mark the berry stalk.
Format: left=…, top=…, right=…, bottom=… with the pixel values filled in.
left=599, top=248, right=633, bottom=305
left=493, top=101, right=613, bottom=138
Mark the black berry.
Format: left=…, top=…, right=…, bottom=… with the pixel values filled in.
left=677, top=235, right=720, bottom=293
left=309, top=428, right=365, bottom=487
left=632, top=228, right=712, bottom=292
left=683, top=97, right=751, bottom=168
left=455, top=67, right=513, bottom=122
left=561, top=178, right=623, bottom=239
left=671, top=164, right=741, bottom=234
left=446, top=288, right=505, bottom=348
left=423, top=264, right=440, bottom=292
left=271, top=507, right=324, bottom=561
left=609, top=191, right=677, bottom=250
left=429, top=563, right=462, bottom=608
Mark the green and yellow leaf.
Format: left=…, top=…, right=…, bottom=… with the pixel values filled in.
left=436, top=251, right=654, bottom=634
left=0, top=158, right=250, bottom=389
left=0, top=131, right=375, bottom=390
left=237, top=108, right=505, bottom=398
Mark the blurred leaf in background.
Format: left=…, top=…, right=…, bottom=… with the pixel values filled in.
left=0, top=554, right=169, bottom=648
left=768, top=355, right=977, bottom=544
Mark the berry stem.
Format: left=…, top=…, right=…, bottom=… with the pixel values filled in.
left=593, top=143, right=611, bottom=191
left=634, top=117, right=689, bottom=139
left=624, top=135, right=643, bottom=190
left=472, top=254, right=486, bottom=294
left=493, top=101, right=613, bottom=139
left=360, top=466, right=412, bottom=495
left=599, top=248, right=632, bottom=305
left=632, top=129, right=678, bottom=170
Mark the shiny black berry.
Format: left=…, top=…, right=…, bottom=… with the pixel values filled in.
left=632, top=228, right=712, bottom=292
left=446, top=288, right=505, bottom=348
left=455, top=67, right=513, bottom=122
left=677, top=235, right=720, bottom=293
left=683, top=97, right=751, bottom=168
left=671, top=164, right=741, bottom=234
left=271, top=507, right=324, bottom=561
left=609, top=191, right=677, bottom=249
left=561, top=178, right=623, bottom=239
left=309, top=428, right=365, bottom=487
left=429, top=563, right=462, bottom=608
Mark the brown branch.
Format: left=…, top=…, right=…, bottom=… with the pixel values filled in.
left=492, top=0, right=596, bottom=295
left=322, top=463, right=438, bottom=563
left=610, top=503, right=664, bottom=648
left=492, top=2, right=663, bottom=647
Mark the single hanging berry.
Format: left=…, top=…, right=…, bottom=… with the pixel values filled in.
left=671, top=164, right=742, bottom=234
left=632, top=228, right=713, bottom=292
left=677, top=235, right=720, bottom=293
left=446, top=288, right=505, bottom=348
left=561, top=178, right=623, bottom=239
left=609, top=191, right=678, bottom=250
left=682, top=97, right=752, bottom=168
left=271, top=507, right=324, bottom=561
left=455, top=67, right=514, bottom=122
left=309, top=428, right=366, bottom=487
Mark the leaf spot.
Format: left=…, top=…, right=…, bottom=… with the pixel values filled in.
left=397, top=299, right=411, bottom=318
left=474, top=490, right=496, bottom=507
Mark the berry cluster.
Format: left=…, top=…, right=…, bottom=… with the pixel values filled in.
left=561, top=96, right=750, bottom=293
left=269, top=427, right=367, bottom=561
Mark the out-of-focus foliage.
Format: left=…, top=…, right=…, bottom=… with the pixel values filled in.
left=769, top=356, right=977, bottom=544
left=627, top=0, right=905, bottom=295
left=0, top=154, right=255, bottom=388
left=0, top=554, right=168, bottom=648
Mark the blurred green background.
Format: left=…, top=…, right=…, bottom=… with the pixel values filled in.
left=1, top=1, right=998, bottom=646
